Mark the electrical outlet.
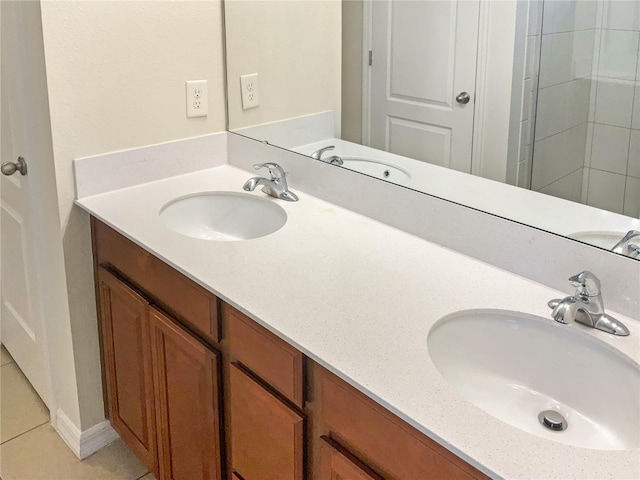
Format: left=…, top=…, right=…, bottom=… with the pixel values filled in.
left=240, top=73, right=259, bottom=110
left=186, top=80, right=208, bottom=118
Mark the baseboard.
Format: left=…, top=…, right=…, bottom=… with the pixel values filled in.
left=54, top=409, right=120, bottom=459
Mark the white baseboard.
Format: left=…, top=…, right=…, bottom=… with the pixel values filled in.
left=54, top=409, right=120, bottom=459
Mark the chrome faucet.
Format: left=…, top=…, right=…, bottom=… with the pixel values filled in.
left=310, top=145, right=344, bottom=166
left=548, top=271, right=629, bottom=336
left=242, top=162, right=299, bottom=202
left=612, top=230, right=640, bottom=258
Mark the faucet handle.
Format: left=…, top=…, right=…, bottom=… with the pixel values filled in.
left=254, top=162, right=286, bottom=180
left=568, top=271, right=601, bottom=297
left=311, top=145, right=335, bottom=160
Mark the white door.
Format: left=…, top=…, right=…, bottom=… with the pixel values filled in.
left=1, top=0, right=52, bottom=407
left=369, top=0, right=480, bottom=173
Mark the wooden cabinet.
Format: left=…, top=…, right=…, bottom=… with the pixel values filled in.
left=97, top=268, right=157, bottom=475
left=229, top=364, right=304, bottom=480
left=313, top=365, right=489, bottom=480
left=319, top=437, right=381, bottom=480
left=150, top=308, right=222, bottom=480
left=226, top=303, right=304, bottom=408
left=92, top=218, right=491, bottom=480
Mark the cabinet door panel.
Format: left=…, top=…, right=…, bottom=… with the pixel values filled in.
left=319, top=437, right=380, bottom=480
left=150, top=307, right=222, bottom=480
left=98, top=268, right=157, bottom=474
left=230, top=364, right=304, bottom=480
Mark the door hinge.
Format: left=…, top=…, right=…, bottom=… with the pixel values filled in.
left=368, top=50, right=373, bottom=66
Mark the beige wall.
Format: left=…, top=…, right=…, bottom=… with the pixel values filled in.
left=341, top=0, right=363, bottom=144
left=225, top=0, right=341, bottom=130
left=40, top=0, right=227, bottom=429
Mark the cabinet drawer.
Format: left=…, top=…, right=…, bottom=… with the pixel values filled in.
left=319, top=367, right=489, bottom=480
left=225, top=303, right=304, bottom=407
left=93, top=218, right=219, bottom=343
left=230, top=363, right=304, bottom=480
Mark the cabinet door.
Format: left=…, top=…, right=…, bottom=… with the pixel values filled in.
left=97, top=268, right=157, bottom=474
left=230, top=363, right=304, bottom=480
left=319, top=437, right=380, bottom=480
left=150, top=307, right=222, bottom=480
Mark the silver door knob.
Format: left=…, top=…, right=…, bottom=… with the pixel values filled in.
left=456, top=92, right=471, bottom=104
left=1, top=156, right=27, bottom=176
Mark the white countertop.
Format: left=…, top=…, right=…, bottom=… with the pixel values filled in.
left=75, top=164, right=640, bottom=480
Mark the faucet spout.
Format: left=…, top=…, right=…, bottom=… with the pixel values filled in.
left=549, top=296, right=593, bottom=326
left=243, top=177, right=268, bottom=192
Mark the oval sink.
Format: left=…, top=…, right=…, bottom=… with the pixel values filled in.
left=159, top=192, right=287, bottom=241
left=428, top=310, right=640, bottom=450
left=342, top=157, right=411, bottom=186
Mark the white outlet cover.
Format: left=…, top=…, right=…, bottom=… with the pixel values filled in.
left=186, top=80, right=208, bottom=118
left=240, top=73, right=259, bottom=110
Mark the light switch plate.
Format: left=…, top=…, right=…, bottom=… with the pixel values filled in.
left=240, top=73, right=259, bottom=110
left=186, top=80, right=208, bottom=118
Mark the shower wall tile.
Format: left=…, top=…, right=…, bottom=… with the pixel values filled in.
left=586, top=168, right=626, bottom=213
left=629, top=130, right=640, bottom=177
left=584, top=122, right=594, bottom=167
left=603, top=0, right=640, bottom=31
left=535, top=78, right=591, bottom=140
left=539, top=30, right=595, bottom=88
left=590, top=123, right=630, bottom=174
left=532, top=123, right=588, bottom=189
left=538, top=167, right=585, bottom=203
left=623, top=176, right=640, bottom=217
left=632, top=82, right=640, bottom=129
left=542, top=0, right=597, bottom=34
left=598, top=29, right=640, bottom=80
left=594, top=78, right=635, bottom=127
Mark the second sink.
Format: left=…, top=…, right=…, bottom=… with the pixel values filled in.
left=427, top=309, right=639, bottom=451
left=159, top=192, right=287, bottom=241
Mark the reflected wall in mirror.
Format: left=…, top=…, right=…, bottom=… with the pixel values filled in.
left=224, top=0, right=640, bottom=259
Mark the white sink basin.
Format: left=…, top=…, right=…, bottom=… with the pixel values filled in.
left=428, top=309, right=640, bottom=450
left=159, top=192, right=287, bottom=241
left=342, top=157, right=411, bottom=186
left=569, top=231, right=625, bottom=249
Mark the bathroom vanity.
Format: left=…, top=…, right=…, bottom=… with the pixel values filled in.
left=75, top=154, right=639, bottom=480
left=92, top=218, right=488, bottom=480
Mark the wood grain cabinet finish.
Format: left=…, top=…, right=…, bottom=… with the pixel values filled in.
left=319, top=437, right=382, bottom=480
left=150, top=307, right=222, bottom=480
left=229, top=363, right=304, bottom=480
left=97, top=267, right=158, bottom=475
left=92, top=218, right=219, bottom=343
left=225, top=303, right=305, bottom=408
left=316, top=366, right=489, bottom=480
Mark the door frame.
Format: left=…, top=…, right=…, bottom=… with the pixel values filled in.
left=360, top=0, right=521, bottom=181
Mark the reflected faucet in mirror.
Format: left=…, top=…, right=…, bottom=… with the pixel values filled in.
left=311, top=146, right=343, bottom=166
left=612, top=231, right=640, bottom=258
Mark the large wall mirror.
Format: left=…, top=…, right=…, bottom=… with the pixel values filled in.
left=224, top=0, right=640, bottom=261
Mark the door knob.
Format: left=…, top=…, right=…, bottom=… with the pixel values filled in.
left=1, top=156, right=27, bottom=176
left=456, top=92, right=471, bottom=104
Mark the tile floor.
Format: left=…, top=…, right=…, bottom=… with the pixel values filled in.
left=0, top=345, right=156, bottom=480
